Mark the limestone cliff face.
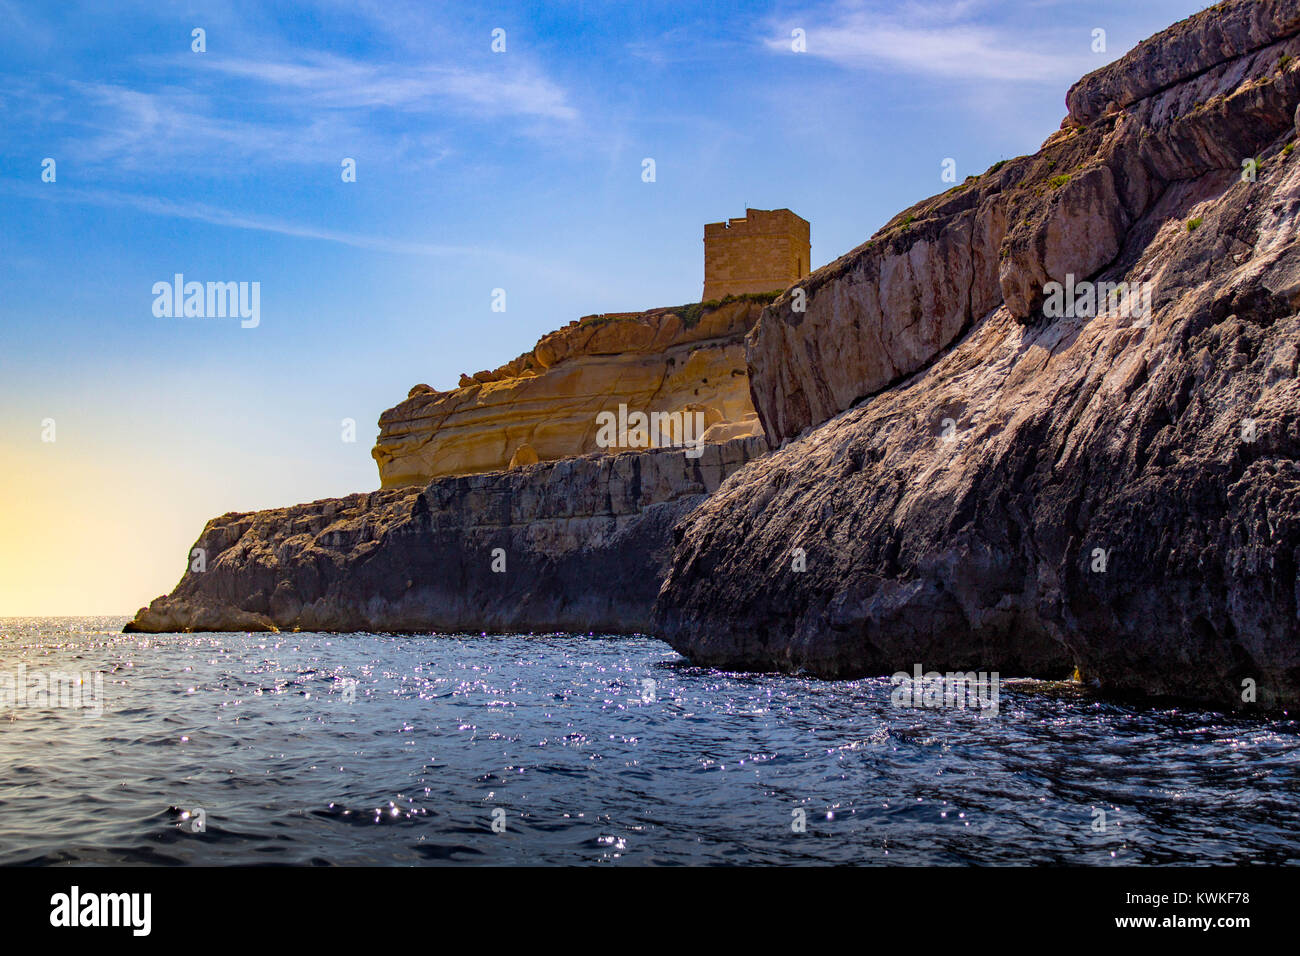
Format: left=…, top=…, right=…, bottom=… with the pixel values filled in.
left=747, top=0, right=1300, bottom=445
left=127, top=0, right=1300, bottom=713
left=1064, top=0, right=1300, bottom=127
left=372, top=298, right=767, bottom=487
left=654, top=0, right=1300, bottom=709
left=126, top=437, right=765, bottom=635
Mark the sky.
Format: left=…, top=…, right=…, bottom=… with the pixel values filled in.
left=0, top=0, right=1214, bottom=615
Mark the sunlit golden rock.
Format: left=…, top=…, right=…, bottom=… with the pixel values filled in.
left=373, top=296, right=771, bottom=487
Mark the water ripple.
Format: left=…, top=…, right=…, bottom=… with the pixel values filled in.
left=0, top=617, right=1297, bottom=865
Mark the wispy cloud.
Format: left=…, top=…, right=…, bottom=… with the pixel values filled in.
left=20, top=37, right=577, bottom=175
left=65, top=81, right=393, bottom=169
left=0, top=0, right=57, bottom=47
left=2, top=181, right=484, bottom=257
left=199, top=53, right=578, bottom=120
left=767, top=0, right=1097, bottom=83
left=1, top=180, right=616, bottom=295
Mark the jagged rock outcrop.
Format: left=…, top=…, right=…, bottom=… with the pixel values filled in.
left=373, top=298, right=768, bottom=486
left=1064, top=0, right=1300, bottom=126
left=747, top=1, right=1300, bottom=445
left=654, top=0, right=1300, bottom=709
left=125, top=437, right=765, bottom=634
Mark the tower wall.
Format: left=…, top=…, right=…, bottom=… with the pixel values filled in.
left=703, top=208, right=810, bottom=301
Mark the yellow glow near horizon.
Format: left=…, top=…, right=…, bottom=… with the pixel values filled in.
left=0, top=433, right=372, bottom=618
left=0, top=440, right=197, bottom=616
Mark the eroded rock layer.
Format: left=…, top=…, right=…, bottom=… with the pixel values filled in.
left=654, top=0, right=1300, bottom=709
left=747, top=1, right=1300, bottom=445
left=126, top=437, right=765, bottom=635
left=373, top=298, right=768, bottom=486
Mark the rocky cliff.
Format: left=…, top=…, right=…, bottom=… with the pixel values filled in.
left=126, top=437, right=765, bottom=635
left=129, top=0, right=1300, bottom=712
left=655, top=0, right=1300, bottom=709
left=747, top=0, right=1300, bottom=445
left=372, top=297, right=767, bottom=486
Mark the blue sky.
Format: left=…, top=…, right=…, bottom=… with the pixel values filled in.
left=0, top=0, right=1211, bottom=613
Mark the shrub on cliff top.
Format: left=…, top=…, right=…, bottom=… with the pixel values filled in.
left=579, top=313, right=636, bottom=330
left=670, top=290, right=781, bottom=328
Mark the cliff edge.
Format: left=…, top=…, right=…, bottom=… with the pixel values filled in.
left=372, top=297, right=769, bottom=486
left=654, top=0, right=1300, bottom=709
left=126, top=437, right=765, bottom=635
left=128, top=0, right=1300, bottom=711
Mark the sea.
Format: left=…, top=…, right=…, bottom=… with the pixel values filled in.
left=0, top=616, right=1297, bottom=865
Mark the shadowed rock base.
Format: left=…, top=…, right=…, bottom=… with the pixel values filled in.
left=125, top=437, right=766, bottom=636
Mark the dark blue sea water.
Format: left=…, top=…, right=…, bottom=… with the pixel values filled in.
left=0, top=616, right=1297, bottom=865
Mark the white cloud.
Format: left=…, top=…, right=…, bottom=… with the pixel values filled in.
left=769, top=0, right=1097, bottom=83
left=198, top=52, right=578, bottom=120
left=7, top=182, right=482, bottom=257
left=3, top=181, right=609, bottom=292
left=30, top=35, right=577, bottom=175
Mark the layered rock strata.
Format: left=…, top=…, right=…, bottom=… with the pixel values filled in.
left=373, top=298, right=768, bottom=487
left=126, top=437, right=765, bottom=635
left=654, top=0, right=1300, bottom=709
left=747, top=0, right=1300, bottom=445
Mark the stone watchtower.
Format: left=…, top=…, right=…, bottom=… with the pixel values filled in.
left=703, top=207, right=810, bottom=301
